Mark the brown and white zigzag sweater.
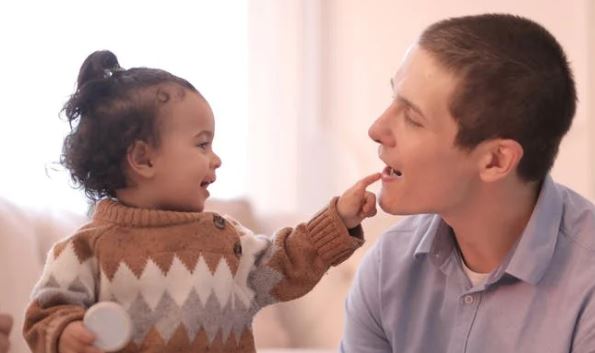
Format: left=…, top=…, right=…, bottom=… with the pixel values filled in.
left=23, top=197, right=363, bottom=353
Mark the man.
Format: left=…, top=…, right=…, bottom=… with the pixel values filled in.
left=0, top=314, right=12, bottom=353
left=341, top=14, right=595, bottom=352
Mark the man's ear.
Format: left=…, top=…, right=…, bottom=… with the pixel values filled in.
left=126, top=140, right=156, bottom=179
left=477, top=139, right=524, bottom=182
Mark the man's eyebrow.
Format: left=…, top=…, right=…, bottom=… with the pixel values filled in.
left=390, top=76, right=426, bottom=118
left=396, top=94, right=426, bottom=118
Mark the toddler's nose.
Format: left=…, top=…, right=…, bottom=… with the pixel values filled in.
left=212, top=152, right=222, bottom=169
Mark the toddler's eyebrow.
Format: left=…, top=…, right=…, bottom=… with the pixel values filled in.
left=194, top=131, right=213, bottom=139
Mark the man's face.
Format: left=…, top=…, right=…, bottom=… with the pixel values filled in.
left=369, top=45, right=481, bottom=216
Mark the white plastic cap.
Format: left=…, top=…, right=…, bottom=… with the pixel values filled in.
left=83, top=302, right=132, bottom=352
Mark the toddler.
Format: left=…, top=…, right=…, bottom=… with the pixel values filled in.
left=23, top=50, right=379, bottom=353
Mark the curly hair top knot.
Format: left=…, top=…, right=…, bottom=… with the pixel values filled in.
left=77, top=50, right=122, bottom=87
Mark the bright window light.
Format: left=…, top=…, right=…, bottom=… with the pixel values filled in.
left=0, top=1, right=248, bottom=214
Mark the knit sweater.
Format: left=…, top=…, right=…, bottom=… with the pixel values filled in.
left=23, top=198, right=364, bottom=353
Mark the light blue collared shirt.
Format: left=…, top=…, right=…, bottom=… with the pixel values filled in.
left=341, top=176, right=595, bottom=352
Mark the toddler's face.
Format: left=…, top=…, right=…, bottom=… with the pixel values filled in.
left=148, top=91, right=221, bottom=212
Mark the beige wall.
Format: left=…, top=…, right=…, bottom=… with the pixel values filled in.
left=322, top=0, right=593, bottom=202
left=589, top=0, right=595, bottom=195
left=247, top=1, right=594, bottom=218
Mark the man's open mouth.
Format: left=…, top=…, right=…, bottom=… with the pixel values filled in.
left=383, top=166, right=403, bottom=178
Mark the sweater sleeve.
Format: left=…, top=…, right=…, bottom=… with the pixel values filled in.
left=230, top=197, right=364, bottom=309
left=23, top=233, right=98, bottom=353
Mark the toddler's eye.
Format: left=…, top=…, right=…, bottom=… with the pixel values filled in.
left=197, top=142, right=210, bottom=150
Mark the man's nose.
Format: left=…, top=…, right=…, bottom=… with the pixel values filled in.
left=368, top=110, right=395, bottom=147
left=368, top=120, right=381, bottom=144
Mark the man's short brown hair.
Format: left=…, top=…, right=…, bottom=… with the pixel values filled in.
left=419, top=14, right=576, bottom=182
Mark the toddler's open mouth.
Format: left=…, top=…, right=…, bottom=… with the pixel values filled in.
left=200, top=178, right=216, bottom=188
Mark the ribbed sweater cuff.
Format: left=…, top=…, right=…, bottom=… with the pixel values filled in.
left=307, top=197, right=365, bottom=266
left=46, top=308, right=85, bottom=353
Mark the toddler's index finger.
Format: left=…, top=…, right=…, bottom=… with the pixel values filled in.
left=75, top=322, right=97, bottom=344
left=356, top=173, right=382, bottom=190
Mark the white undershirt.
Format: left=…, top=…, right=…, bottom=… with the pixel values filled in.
left=461, top=260, right=490, bottom=287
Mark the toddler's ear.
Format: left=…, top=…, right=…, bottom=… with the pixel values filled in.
left=126, top=140, right=155, bottom=178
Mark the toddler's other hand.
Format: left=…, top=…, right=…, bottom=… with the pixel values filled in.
left=337, top=173, right=381, bottom=229
left=0, top=313, right=12, bottom=353
left=59, top=321, right=104, bottom=353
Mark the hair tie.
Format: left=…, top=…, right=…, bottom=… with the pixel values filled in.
left=103, top=66, right=125, bottom=79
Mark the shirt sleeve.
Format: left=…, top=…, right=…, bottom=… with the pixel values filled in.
left=23, top=235, right=98, bottom=353
left=229, top=197, right=364, bottom=309
left=340, top=238, right=391, bottom=353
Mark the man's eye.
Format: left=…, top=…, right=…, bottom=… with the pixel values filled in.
left=404, top=111, right=422, bottom=127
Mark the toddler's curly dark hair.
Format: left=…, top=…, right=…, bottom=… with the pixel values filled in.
left=61, top=50, right=199, bottom=201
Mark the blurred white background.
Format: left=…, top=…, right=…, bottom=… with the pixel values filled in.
left=0, top=0, right=593, bottom=219
left=0, top=0, right=249, bottom=213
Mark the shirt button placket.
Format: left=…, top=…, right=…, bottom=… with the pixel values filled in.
left=456, top=293, right=482, bottom=353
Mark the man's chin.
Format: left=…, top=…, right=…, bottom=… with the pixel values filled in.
left=378, top=199, right=402, bottom=215
left=378, top=195, right=416, bottom=216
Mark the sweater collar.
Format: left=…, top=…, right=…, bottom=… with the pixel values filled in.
left=92, top=199, right=211, bottom=227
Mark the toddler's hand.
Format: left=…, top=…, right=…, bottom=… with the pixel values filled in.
left=337, top=173, right=381, bottom=229
left=59, top=321, right=104, bottom=353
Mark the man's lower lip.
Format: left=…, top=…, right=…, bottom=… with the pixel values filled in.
left=381, top=174, right=399, bottom=182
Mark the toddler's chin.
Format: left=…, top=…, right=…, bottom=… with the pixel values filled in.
left=194, top=199, right=206, bottom=213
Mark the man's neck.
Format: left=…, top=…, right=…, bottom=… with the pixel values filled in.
left=442, top=178, right=541, bottom=273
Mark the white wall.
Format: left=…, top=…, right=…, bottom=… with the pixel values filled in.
left=247, top=0, right=341, bottom=216
left=0, top=0, right=249, bottom=214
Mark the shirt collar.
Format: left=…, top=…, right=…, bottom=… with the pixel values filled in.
left=498, top=175, right=563, bottom=285
left=413, top=175, right=563, bottom=285
left=414, top=215, right=455, bottom=269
